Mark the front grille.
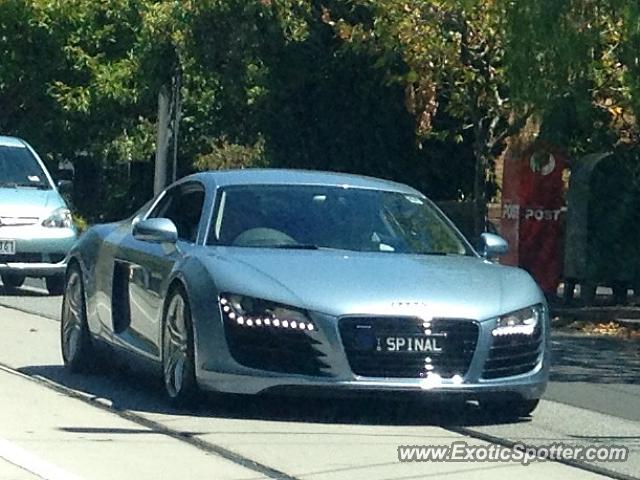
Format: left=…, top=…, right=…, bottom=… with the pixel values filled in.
left=0, top=253, right=65, bottom=264
left=339, top=317, right=479, bottom=378
left=224, top=321, right=330, bottom=376
left=482, top=324, right=543, bottom=379
left=0, top=217, right=39, bottom=226
left=0, top=253, right=42, bottom=263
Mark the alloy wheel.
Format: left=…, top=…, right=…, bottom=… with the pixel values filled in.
left=61, top=270, right=83, bottom=363
left=163, top=293, right=191, bottom=399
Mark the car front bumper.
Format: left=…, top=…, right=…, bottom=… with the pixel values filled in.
left=194, top=309, right=550, bottom=400
left=197, top=362, right=549, bottom=400
left=0, top=225, right=77, bottom=277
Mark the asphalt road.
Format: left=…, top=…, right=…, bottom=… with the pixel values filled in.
left=0, top=280, right=639, bottom=480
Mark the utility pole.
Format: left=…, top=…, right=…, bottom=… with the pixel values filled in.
left=154, top=84, right=171, bottom=196
left=170, top=66, right=182, bottom=183
left=154, top=55, right=182, bottom=195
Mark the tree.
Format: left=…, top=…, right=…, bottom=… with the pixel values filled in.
left=0, top=0, right=492, bottom=223
left=322, top=0, right=530, bottom=236
left=503, top=0, right=639, bottom=152
left=503, top=0, right=640, bottom=291
left=0, top=0, right=159, bottom=217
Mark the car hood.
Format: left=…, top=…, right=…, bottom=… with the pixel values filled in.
left=0, top=187, right=63, bottom=219
left=204, top=248, right=543, bottom=320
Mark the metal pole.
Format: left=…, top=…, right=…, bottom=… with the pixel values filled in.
left=171, top=67, right=182, bottom=183
left=154, top=84, right=170, bottom=196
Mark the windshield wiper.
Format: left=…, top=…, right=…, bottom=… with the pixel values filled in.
left=0, top=181, right=48, bottom=190
left=268, top=244, right=360, bottom=252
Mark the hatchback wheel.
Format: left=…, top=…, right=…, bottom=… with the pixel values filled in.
left=46, top=276, right=65, bottom=295
left=162, top=288, right=198, bottom=405
left=1, top=274, right=25, bottom=289
left=61, top=266, right=96, bottom=372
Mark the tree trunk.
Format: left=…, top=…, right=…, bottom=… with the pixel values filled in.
left=473, top=129, right=489, bottom=240
left=473, top=156, right=487, bottom=239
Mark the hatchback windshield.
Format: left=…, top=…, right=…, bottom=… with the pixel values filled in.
left=0, top=145, right=51, bottom=189
left=209, top=185, right=471, bottom=255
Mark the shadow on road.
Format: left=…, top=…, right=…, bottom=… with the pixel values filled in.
left=19, top=364, right=528, bottom=428
left=0, top=285, right=50, bottom=297
left=550, top=333, right=640, bottom=384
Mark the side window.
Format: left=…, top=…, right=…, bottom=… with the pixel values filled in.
left=147, top=190, right=174, bottom=221
left=147, top=184, right=205, bottom=243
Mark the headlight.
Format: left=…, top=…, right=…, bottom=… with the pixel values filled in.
left=42, top=208, right=73, bottom=228
left=219, top=294, right=315, bottom=331
left=492, top=305, right=542, bottom=336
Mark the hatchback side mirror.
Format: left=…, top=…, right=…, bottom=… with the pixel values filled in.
left=133, top=218, right=178, bottom=244
left=480, top=232, right=509, bottom=258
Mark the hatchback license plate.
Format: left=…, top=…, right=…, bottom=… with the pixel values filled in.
left=0, top=240, right=16, bottom=255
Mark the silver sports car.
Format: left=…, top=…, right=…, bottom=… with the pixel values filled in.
left=62, top=169, right=549, bottom=416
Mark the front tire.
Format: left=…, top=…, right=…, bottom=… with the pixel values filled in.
left=46, top=276, right=65, bottom=296
left=1, top=274, right=25, bottom=289
left=61, top=265, right=96, bottom=372
left=162, top=288, right=198, bottom=405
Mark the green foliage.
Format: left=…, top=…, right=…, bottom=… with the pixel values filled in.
left=3, top=0, right=638, bottom=228
left=503, top=0, right=640, bottom=153
left=0, top=0, right=481, bottom=222
left=72, top=213, right=89, bottom=233
left=194, top=136, right=267, bottom=171
left=324, top=0, right=525, bottom=235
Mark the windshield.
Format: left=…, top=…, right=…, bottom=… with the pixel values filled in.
left=0, top=145, right=51, bottom=189
left=208, top=185, right=472, bottom=255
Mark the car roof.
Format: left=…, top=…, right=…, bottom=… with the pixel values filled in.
left=0, top=136, right=27, bottom=148
left=186, top=169, right=422, bottom=195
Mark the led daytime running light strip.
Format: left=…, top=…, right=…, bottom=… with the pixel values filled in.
left=492, top=324, right=536, bottom=336
left=220, top=296, right=315, bottom=331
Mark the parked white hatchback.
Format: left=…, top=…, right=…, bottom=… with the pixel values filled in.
left=0, top=136, right=77, bottom=295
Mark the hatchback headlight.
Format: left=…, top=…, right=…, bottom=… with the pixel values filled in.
left=492, top=305, right=542, bottom=336
left=42, top=208, right=73, bottom=228
left=219, top=294, right=315, bottom=331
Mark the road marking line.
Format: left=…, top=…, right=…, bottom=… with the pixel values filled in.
left=0, top=436, right=84, bottom=480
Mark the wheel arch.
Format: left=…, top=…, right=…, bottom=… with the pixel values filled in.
left=160, top=274, right=192, bottom=355
left=160, top=273, right=201, bottom=395
left=163, top=276, right=189, bottom=314
left=65, top=255, right=83, bottom=278
left=64, top=255, right=88, bottom=304
left=161, top=258, right=219, bottom=386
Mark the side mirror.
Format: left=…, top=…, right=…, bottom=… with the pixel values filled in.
left=56, top=179, right=73, bottom=195
left=133, top=218, right=178, bottom=244
left=480, top=232, right=509, bottom=258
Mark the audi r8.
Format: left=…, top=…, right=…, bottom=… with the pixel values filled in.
left=61, top=169, right=549, bottom=416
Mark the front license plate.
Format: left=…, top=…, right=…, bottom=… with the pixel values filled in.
left=380, top=336, right=444, bottom=353
left=0, top=240, right=16, bottom=255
